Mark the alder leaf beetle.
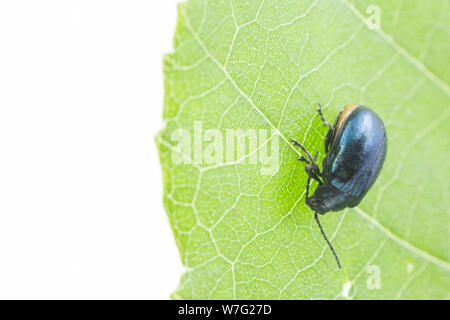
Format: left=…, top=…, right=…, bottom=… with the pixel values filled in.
left=292, top=103, right=387, bottom=268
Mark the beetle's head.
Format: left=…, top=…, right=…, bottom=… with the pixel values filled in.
left=306, top=184, right=348, bottom=215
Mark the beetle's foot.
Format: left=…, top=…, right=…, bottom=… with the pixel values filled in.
left=298, top=156, right=309, bottom=164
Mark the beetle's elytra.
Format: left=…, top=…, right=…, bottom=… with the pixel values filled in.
left=292, top=104, right=387, bottom=268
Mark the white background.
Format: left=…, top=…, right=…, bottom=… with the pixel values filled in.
left=0, top=0, right=183, bottom=299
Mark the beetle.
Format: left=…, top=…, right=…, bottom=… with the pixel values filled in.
left=292, top=104, right=387, bottom=268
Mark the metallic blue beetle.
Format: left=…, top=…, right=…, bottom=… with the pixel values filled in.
left=292, top=104, right=387, bottom=268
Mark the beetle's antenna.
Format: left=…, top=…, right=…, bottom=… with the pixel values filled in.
left=314, top=212, right=341, bottom=269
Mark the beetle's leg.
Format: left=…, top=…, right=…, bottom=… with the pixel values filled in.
left=292, top=139, right=322, bottom=177
left=306, top=150, right=324, bottom=189
left=313, top=150, right=319, bottom=162
left=296, top=147, right=322, bottom=197
left=312, top=150, right=322, bottom=177
left=291, top=139, right=316, bottom=165
left=297, top=155, right=309, bottom=164
left=317, top=103, right=332, bottom=130
left=305, top=173, right=311, bottom=199
left=305, top=164, right=323, bottom=185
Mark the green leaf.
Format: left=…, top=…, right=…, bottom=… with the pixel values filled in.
left=156, top=0, right=450, bottom=299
